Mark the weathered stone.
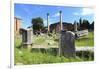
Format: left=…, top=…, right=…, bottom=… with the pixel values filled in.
left=21, top=29, right=27, bottom=43
left=59, top=30, right=76, bottom=57
left=21, top=28, right=33, bottom=50
left=76, top=29, right=88, bottom=37
left=27, top=29, right=33, bottom=44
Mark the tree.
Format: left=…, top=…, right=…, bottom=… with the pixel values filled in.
left=74, top=21, right=78, bottom=32
left=79, top=18, right=82, bottom=30
left=90, top=21, right=94, bottom=30
left=31, top=17, right=44, bottom=33
left=79, top=18, right=82, bottom=25
left=82, top=19, right=90, bottom=29
left=79, top=18, right=90, bottom=30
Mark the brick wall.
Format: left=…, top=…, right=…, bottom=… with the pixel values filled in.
left=14, top=17, right=22, bottom=35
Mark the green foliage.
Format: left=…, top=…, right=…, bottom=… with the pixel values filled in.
left=33, top=32, right=94, bottom=47
left=15, top=48, right=83, bottom=65
left=15, top=48, right=23, bottom=64
left=15, top=37, right=22, bottom=48
left=78, top=18, right=91, bottom=30
left=31, top=17, right=44, bottom=31
left=33, top=34, right=58, bottom=46
left=34, top=35, right=46, bottom=45
left=91, top=21, right=94, bottom=30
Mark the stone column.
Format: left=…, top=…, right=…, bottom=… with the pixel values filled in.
left=74, top=21, right=77, bottom=32
left=47, top=13, right=50, bottom=32
left=59, top=11, right=63, bottom=30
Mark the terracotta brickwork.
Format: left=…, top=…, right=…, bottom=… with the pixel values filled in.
left=14, top=17, right=22, bottom=35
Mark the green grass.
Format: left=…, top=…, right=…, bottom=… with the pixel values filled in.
left=15, top=48, right=83, bottom=65
left=15, top=32, right=94, bottom=65
left=15, top=37, right=22, bottom=48
left=33, top=32, right=94, bottom=47
left=33, top=35, right=46, bottom=45
left=75, top=32, right=94, bottom=46
left=15, top=32, right=94, bottom=47
left=33, top=34, right=58, bottom=46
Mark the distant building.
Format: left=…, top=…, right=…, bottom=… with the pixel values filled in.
left=50, top=22, right=74, bottom=33
left=14, top=17, right=22, bottom=35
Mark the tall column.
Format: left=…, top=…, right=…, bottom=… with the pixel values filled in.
left=74, top=21, right=77, bottom=32
left=47, top=13, right=50, bottom=32
left=59, top=11, right=63, bottom=30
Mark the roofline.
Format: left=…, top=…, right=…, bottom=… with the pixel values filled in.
left=14, top=17, right=22, bottom=20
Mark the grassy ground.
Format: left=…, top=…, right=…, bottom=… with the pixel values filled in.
left=33, top=34, right=58, bottom=47
left=15, top=48, right=93, bottom=65
left=15, top=49, right=82, bottom=64
left=33, top=32, right=94, bottom=47
left=15, top=48, right=83, bottom=65
left=75, top=32, right=94, bottom=46
left=15, top=32, right=94, bottom=65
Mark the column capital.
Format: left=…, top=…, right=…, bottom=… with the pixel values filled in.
left=47, top=13, right=49, bottom=16
left=59, top=11, right=62, bottom=13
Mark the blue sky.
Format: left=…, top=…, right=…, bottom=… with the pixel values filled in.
left=14, top=3, right=94, bottom=28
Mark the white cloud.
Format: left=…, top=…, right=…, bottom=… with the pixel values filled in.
left=52, top=12, right=60, bottom=17
left=74, top=8, right=94, bottom=16
left=81, top=8, right=94, bottom=15
left=73, top=12, right=79, bottom=15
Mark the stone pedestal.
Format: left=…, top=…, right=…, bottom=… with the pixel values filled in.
left=59, top=30, right=76, bottom=57
left=21, top=28, right=33, bottom=50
